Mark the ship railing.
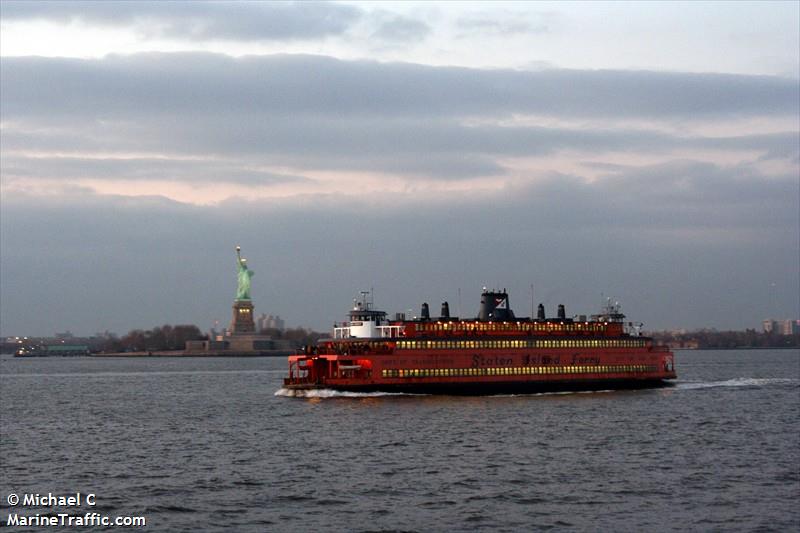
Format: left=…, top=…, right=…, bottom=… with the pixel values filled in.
left=375, top=325, right=403, bottom=338
left=286, top=359, right=311, bottom=383
left=333, top=325, right=403, bottom=339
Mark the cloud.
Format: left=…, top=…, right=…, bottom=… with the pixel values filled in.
left=2, top=159, right=797, bottom=335
left=0, top=1, right=363, bottom=41
left=456, top=11, right=552, bottom=35
left=1, top=53, right=797, bottom=335
left=2, top=53, right=797, bottom=187
left=369, top=12, right=431, bottom=42
left=3, top=54, right=797, bottom=121
left=0, top=154, right=314, bottom=186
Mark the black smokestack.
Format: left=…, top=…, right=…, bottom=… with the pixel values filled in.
left=478, top=289, right=515, bottom=321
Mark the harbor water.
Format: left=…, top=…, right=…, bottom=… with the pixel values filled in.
left=1, top=350, right=798, bottom=531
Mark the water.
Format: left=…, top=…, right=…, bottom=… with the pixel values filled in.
left=1, top=350, right=798, bottom=532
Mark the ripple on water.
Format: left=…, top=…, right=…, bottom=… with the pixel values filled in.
left=2, top=351, right=798, bottom=532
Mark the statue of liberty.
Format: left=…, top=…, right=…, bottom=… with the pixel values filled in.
left=235, top=246, right=254, bottom=301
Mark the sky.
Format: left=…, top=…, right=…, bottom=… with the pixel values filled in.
left=1, top=1, right=798, bottom=336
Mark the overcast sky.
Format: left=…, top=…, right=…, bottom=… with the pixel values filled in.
left=1, top=1, right=798, bottom=336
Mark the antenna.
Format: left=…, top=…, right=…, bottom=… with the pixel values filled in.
left=530, top=283, right=534, bottom=318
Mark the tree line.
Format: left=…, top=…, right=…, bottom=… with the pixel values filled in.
left=98, top=324, right=325, bottom=352
left=648, top=329, right=800, bottom=349
left=100, top=324, right=206, bottom=352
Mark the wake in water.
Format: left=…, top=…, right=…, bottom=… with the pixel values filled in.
left=274, top=388, right=616, bottom=399
left=677, top=377, right=797, bottom=390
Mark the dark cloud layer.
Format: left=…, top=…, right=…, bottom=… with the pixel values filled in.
left=1, top=1, right=363, bottom=41
left=2, top=165, right=797, bottom=335
left=2, top=53, right=798, bottom=182
left=1, top=53, right=798, bottom=335
left=3, top=54, right=797, bottom=120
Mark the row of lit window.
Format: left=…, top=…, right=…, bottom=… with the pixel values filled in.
left=381, top=365, right=658, bottom=378
left=395, top=339, right=646, bottom=350
left=415, top=322, right=608, bottom=333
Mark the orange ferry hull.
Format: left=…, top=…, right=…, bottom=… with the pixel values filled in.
left=282, top=289, right=676, bottom=395
left=283, top=348, right=676, bottom=395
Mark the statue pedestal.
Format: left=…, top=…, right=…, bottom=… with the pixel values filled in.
left=231, top=300, right=255, bottom=334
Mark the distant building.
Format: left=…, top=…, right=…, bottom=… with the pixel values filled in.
left=763, top=319, right=800, bottom=335
left=257, top=313, right=285, bottom=332
left=664, top=339, right=699, bottom=350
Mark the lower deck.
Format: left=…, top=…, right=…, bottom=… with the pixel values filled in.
left=283, top=377, right=674, bottom=395
left=284, top=346, right=676, bottom=394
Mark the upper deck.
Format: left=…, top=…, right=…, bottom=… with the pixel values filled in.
left=330, top=290, right=643, bottom=345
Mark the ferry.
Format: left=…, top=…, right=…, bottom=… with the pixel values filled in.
left=282, top=289, right=676, bottom=395
left=14, top=344, right=90, bottom=357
